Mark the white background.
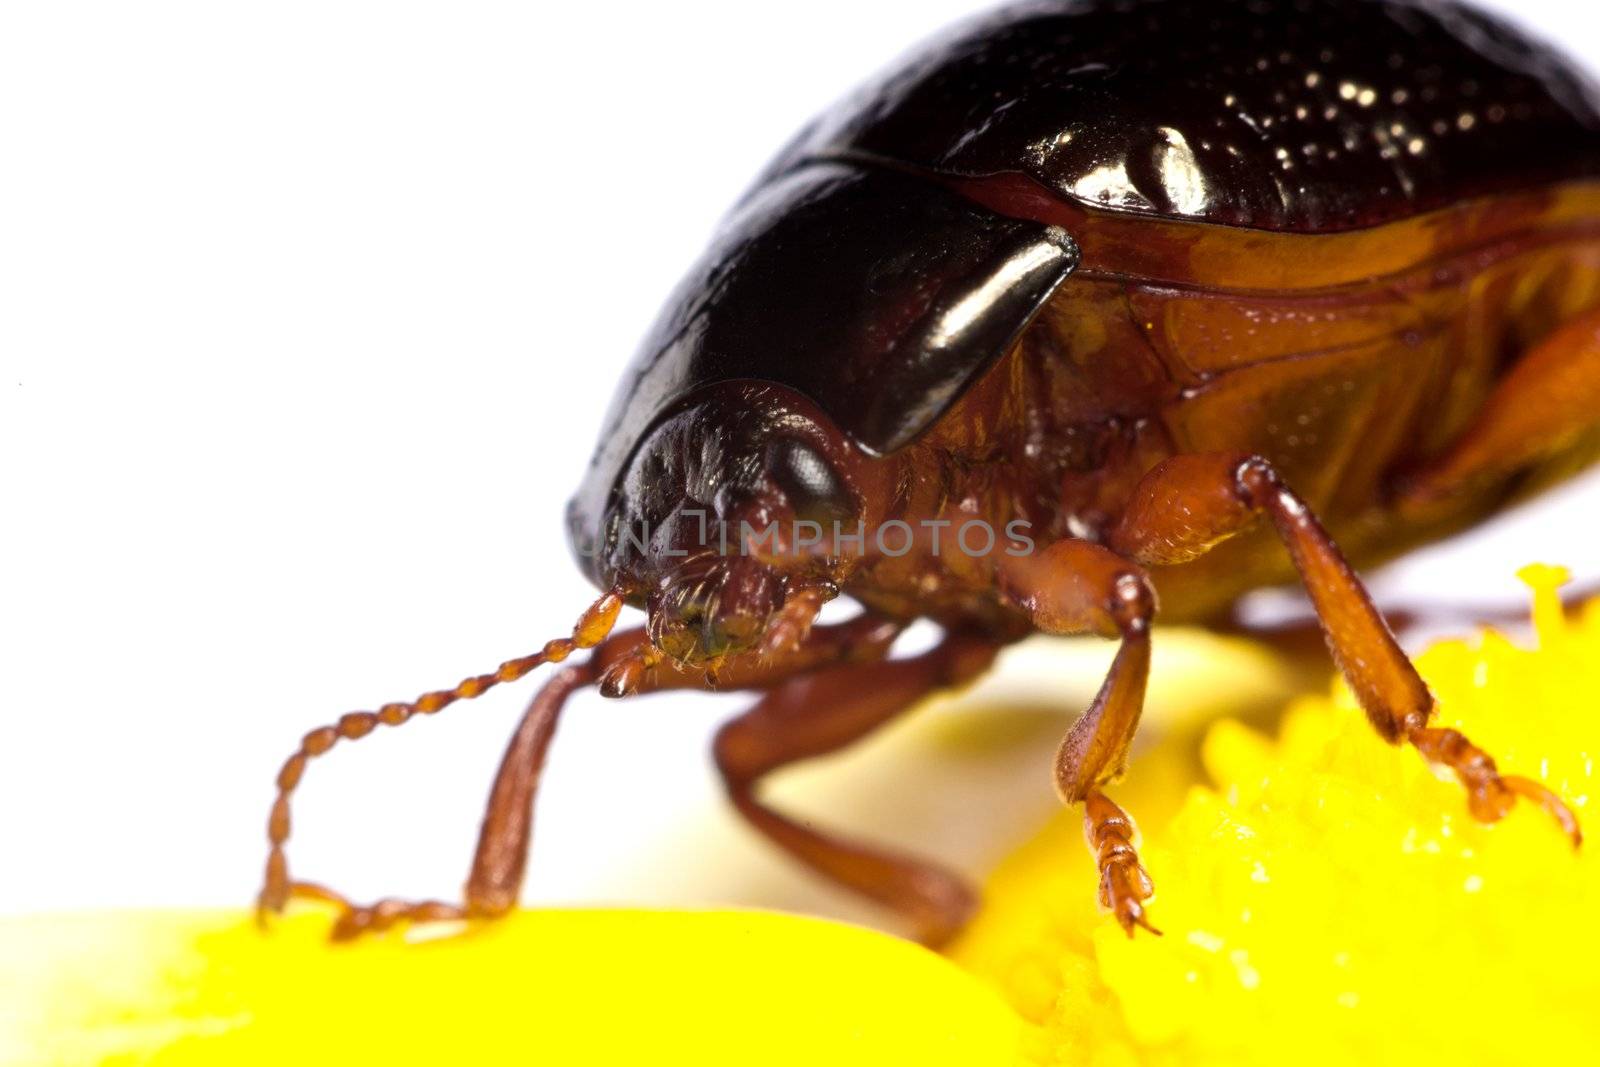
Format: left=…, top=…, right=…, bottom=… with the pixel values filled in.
left=3, top=0, right=1598, bottom=925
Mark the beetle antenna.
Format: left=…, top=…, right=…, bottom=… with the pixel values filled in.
left=256, top=588, right=625, bottom=920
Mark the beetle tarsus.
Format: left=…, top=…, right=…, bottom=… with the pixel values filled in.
left=1407, top=725, right=1583, bottom=847
left=1084, top=790, right=1160, bottom=937
left=266, top=880, right=474, bottom=941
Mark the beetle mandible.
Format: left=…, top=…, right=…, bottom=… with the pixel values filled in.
left=259, top=0, right=1600, bottom=942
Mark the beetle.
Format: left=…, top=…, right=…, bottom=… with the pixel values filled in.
left=259, top=0, right=1600, bottom=943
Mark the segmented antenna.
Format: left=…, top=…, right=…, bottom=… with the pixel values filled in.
left=257, top=590, right=624, bottom=918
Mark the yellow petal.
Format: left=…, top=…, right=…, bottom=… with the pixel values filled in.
left=1, top=908, right=1024, bottom=1066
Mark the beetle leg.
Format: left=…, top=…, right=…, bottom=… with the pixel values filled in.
left=713, top=632, right=1000, bottom=947
left=448, top=613, right=907, bottom=930
left=281, top=658, right=606, bottom=941
left=1401, top=306, right=1600, bottom=505
left=277, top=613, right=907, bottom=941
left=1219, top=576, right=1600, bottom=662
left=998, top=539, right=1161, bottom=935
left=1110, top=452, right=1581, bottom=846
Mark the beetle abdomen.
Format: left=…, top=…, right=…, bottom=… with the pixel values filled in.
left=1037, top=199, right=1600, bottom=505
left=972, top=186, right=1600, bottom=621
left=777, top=0, right=1600, bottom=233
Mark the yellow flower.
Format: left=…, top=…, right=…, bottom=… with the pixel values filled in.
left=0, top=910, right=1023, bottom=1065
left=955, top=565, right=1597, bottom=1065
left=2, top=567, right=1593, bottom=1065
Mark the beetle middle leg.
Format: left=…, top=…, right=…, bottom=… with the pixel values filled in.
left=1400, top=306, right=1600, bottom=506
left=998, top=539, right=1162, bottom=935
left=713, top=631, right=1000, bottom=947
left=1109, top=452, right=1581, bottom=845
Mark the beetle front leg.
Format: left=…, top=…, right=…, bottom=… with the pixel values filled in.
left=1110, top=452, right=1581, bottom=845
left=266, top=636, right=623, bottom=940
left=999, top=539, right=1162, bottom=935
left=258, top=591, right=626, bottom=934
left=271, top=612, right=907, bottom=941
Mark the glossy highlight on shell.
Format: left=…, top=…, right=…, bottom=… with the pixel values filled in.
left=782, top=0, right=1600, bottom=232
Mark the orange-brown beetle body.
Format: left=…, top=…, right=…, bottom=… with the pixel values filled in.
left=262, top=0, right=1600, bottom=943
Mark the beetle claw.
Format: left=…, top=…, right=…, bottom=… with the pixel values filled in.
left=1498, top=775, right=1582, bottom=848
left=1116, top=900, right=1163, bottom=938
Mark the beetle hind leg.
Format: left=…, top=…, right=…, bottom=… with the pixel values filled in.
left=1110, top=452, right=1581, bottom=846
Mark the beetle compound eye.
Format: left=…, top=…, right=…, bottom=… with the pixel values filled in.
left=765, top=438, right=857, bottom=528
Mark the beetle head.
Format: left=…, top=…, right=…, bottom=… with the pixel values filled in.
left=594, top=384, right=865, bottom=668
